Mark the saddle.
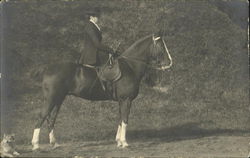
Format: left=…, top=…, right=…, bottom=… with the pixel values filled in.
left=97, top=57, right=121, bottom=82
left=79, top=56, right=121, bottom=97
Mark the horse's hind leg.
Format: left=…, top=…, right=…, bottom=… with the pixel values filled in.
left=32, top=82, right=66, bottom=151
left=31, top=98, right=55, bottom=150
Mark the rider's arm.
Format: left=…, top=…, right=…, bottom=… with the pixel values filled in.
left=86, top=25, right=114, bottom=54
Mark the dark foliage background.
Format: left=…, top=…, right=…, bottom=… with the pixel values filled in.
left=0, top=0, right=249, bottom=143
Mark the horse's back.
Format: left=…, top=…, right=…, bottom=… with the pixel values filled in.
left=44, top=62, right=77, bottom=77
left=41, top=60, right=139, bottom=101
left=42, top=62, right=78, bottom=94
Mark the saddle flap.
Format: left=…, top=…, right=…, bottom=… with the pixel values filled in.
left=97, top=59, right=121, bottom=82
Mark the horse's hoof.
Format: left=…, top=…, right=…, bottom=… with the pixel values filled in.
left=120, top=141, right=129, bottom=148
left=117, top=140, right=122, bottom=147
left=32, top=144, right=40, bottom=151
left=13, top=151, right=20, bottom=155
left=32, top=147, right=40, bottom=152
left=52, top=143, right=61, bottom=149
left=122, top=143, right=129, bottom=148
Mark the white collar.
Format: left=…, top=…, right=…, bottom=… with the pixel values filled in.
left=90, top=19, right=101, bottom=31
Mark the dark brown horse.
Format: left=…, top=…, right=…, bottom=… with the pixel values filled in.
left=31, top=34, right=172, bottom=150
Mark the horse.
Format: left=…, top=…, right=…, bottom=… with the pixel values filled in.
left=31, top=34, right=172, bottom=150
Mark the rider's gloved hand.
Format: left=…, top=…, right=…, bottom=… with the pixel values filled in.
left=110, top=50, right=119, bottom=58
left=112, top=52, right=119, bottom=58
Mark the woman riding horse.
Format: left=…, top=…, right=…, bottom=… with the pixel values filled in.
left=79, top=9, right=115, bottom=66
left=31, top=33, right=172, bottom=150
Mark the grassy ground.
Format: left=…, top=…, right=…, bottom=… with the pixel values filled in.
left=6, top=84, right=250, bottom=157
left=17, top=136, right=250, bottom=157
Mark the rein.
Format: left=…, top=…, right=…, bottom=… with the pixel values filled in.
left=119, top=55, right=161, bottom=70
left=119, top=36, right=173, bottom=71
left=81, top=53, right=114, bottom=69
left=82, top=36, right=173, bottom=71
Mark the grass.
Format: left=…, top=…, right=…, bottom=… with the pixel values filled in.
left=8, top=83, right=249, bottom=145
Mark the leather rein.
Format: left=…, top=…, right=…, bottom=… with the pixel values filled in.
left=119, top=35, right=173, bottom=71
left=82, top=35, right=173, bottom=71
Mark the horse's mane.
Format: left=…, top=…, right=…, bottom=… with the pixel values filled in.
left=122, top=34, right=153, bottom=56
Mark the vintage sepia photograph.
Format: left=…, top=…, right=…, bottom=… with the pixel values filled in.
left=0, top=0, right=249, bottom=157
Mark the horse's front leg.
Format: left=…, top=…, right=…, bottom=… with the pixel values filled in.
left=115, top=102, right=122, bottom=147
left=116, top=99, right=131, bottom=148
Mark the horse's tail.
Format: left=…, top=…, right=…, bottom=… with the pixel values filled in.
left=30, top=65, right=48, bottom=82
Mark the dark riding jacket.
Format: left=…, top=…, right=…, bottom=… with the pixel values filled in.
left=79, top=20, right=113, bottom=65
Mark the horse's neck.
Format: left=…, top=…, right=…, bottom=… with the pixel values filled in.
left=123, top=35, right=152, bottom=58
left=122, top=36, right=152, bottom=80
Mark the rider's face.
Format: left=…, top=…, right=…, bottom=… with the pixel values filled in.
left=90, top=16, right=98, bottom=23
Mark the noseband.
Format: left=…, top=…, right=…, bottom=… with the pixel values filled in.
left=153, top=36, right=161, bottom=45
left=152, top=35, right=173, bottom=70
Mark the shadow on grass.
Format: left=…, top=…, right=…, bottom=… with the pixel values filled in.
left=127, top=122, right=250, bottom=143
left=62, top=122, right=250, bottom=144
left=79, top=140, right=115, bottom=147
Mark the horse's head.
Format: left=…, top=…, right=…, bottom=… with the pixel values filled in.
left=120, top=34, right=172, bottom=82
left=148, top=34, right=173, bottom=71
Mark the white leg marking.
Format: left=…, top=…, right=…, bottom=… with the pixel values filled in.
left=115, top=125, right=122, bottom=147
left=49, top=130, right=61, bottom=149
left=2, top=152, right=14, bottom=157
left=31, top=128, right=40, bottom=150
left=115, top=125, right=121, bottom=141
left=13, top=151, right=20, bottom=155
left=120, top=121, right=128, bottom=148
left=49, top=130, right=56, bottom=144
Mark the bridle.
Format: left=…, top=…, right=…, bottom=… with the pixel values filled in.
left=83, top=35, right=173, bottom=71
left=152, top=34, right=173, bottom=70
left=121, top=34, right=173, bottom=70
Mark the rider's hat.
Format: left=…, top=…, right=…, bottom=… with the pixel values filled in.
left=86, top=8, right=101, bottom=18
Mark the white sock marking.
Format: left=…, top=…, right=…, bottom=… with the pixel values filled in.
left=120, top=121, right=127, bottom=142
left=32, top=128, right=40, bottom=150
left=49, top=130, right=56, bottom=144
left=115, top=125, right=121, bottom=141
left=32, top=128, right=40, bottom=144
